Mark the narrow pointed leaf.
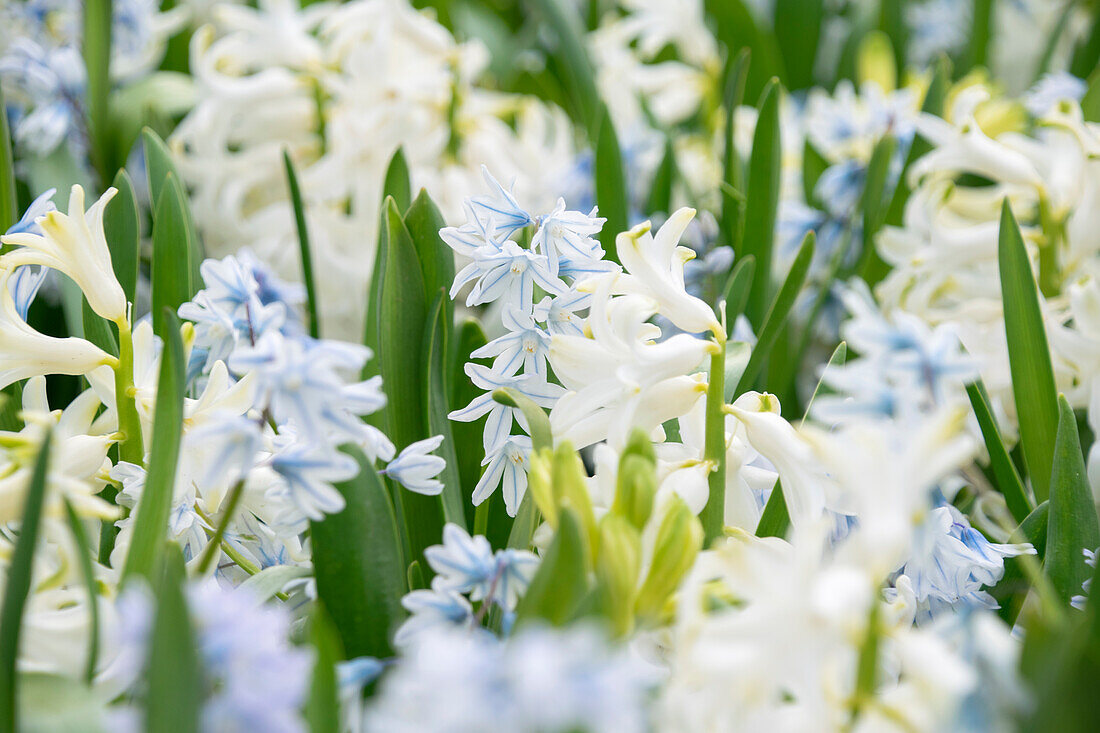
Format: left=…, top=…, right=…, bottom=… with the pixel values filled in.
left=151, top=176, right=193, bottom=339
left=424, top=292, right=466, bottom=527
left=773, top=0, right=822, bottom=90
left=645, top=138, right=676, bottom=215
left=450, top=319, right=488, bottom=524
left=283, top=151, right=321, bottom=338
left=966, top=379, right=1033, bottom=523
left=0, top=432, right=51, bottom=732
left=311, top=447, right=406, bottom=659
left=736, top=230, right=814, bottom=397
left=722, top=255, right=755, bottom=336
left=857, top=133, right=897, bottom=284
left=1045, top=395, right=1100, bottom=606
left=121, top=311, right=185, bottom=584
left=0, top=89, right=16, bottom=233
left=742, top=79, right=782, bottom=328
left=720, top=49, right=750, bottom=254
left=594, top=105, right=627, bottom=262
left=529, top=0, right=600, bottom=135
left=404, top=189, right=455, bottom=331
left=383, top=148, right=411, bottom=217
left=999, top=200, right=1059, bottom=503
left=62, top=499, right=99, bottom=684
left=145, top=545, right=201, bottom=733
left=305, top=607, right=342, bottom=733
left=104, top=170, right=140, bottom=304
left=704, top=0, right=786, bottom=101
left=143, top=128, right=203, bottom=289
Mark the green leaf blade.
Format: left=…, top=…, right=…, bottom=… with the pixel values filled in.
left=742, top=79, right=782, bottom=328
left=121, top=310, right=186, bottom=585
left=594, top=105, right=628, bottom=262
left=311, top=447, right=407, bottom=659
left=999, top=200, right=1060, bottom=503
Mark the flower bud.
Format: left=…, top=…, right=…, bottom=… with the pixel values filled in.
left=612, top=454, right=657, bottom=531
left=635, top=495, right=703, bottom=625
left=596, top=514, right=641, bottom=637
left=552, top=442, right=598, bottom=560
left=527, top=447, right=557, bottom=527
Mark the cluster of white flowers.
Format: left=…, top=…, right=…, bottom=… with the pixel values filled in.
left=172, top=0, right=578, bottom=339
left=876, top=83, right=1100, bottom=493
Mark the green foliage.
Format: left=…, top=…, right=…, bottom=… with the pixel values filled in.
left=594, top=105, right=627, bottom=262
left=773, top=0, right=822, bottom=90
left=311, top=447, right=407, bottom=659
left=121, top=311, right=186, bottom=585
left=305, top=608, right=343, bottom=733
left=514, top=508, right=589, bottom=627
left=143, top=128, right=203, bottom=291
left=145, top=546, right=202, bottom=733
left=103, top=170, right=140, bottom=304
left=150, top=175, right=194, bottom=339
left=741, top=79, right=782, bottom=328
left=0, top=433, right=51, bottom=733
left=0, top=89, right=15, bottom=234
left=283, top=151, right=321, bottom=338
left=999, top=200, right=1060, bottom=503
left=1045, top=396, right=1100, bottom=607
left=424, top=294, right=467, bottom=526
left=966, top=379, right=1032, bottom=524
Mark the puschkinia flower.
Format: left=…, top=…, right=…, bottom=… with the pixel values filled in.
left=367, top=625, right=654, bottom=733
left=424, top=523, right=538, bottom=611
left=1071, top=548, right=1097, bottom=611
left=384, top=436, right=447, bottom=496
left=114, top=582, right=312, bottom=733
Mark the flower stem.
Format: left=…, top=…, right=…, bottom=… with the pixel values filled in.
left=113, top=319, right=144, bottom=465
left=699, top=332, right=726, bottom=545
left=196, top=477, right=247, bottom=576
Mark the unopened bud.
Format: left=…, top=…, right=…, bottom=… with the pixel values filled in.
left=635, top=496, right=703, bottom=625
left=596, top=514, right=641, bottom=637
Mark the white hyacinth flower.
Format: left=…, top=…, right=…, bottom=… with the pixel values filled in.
left=0, top=267, right=116, bottom=391
left=615, top=207, right=722, bottom=336
left=0, top=185, right=128, bottom=324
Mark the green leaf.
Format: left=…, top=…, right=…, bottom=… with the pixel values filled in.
left=62, top=500, right=99, bottom=685
left=1070, top=5, right=1100, bottom=79
left=506, top=492, right=539, bottom=551
left=704, top=0, right=786, bottom=102
left=966, top=379, right=1033, bottom=524
left=645, top=138, right=676, bottom=215
left=993, top=499, right=1048, bottom=624
left=961, top=0, right=994, bottom=74
left=121, top=311, right=186, bottom=585
left=722, top=255, right=755, bottom=336
left=82, top=0, right=114, bottom=185
left=773, top=0, right=822, bottom=90
left=801, top=140, right=829, bottom=207
left=104, top=170, right=140, bottom=304
left=145, top=545, right=201, bottom=733
left=514, top=509, right=588, bottom=626
left=755, top=480, right=789, bottom=539
left=492, top=388, right=553, bottom=452
left=305, top=607, right=342, bottom=733
left=594, top=105, right=627, bottom=262
left=999, top=200, right=1060, bottom=503
left=283, top=151, right=321, bottom=339
left=150, top=176, right=193, bottom=339
left=857, top=133, right=897, bottom=284
left=311, top=447, right=407, bottom=659
left=404, top=189, right=456, bottom=332
left=1082, top=68, right=1100, bottom=123
left=423, top=292, right=466, bottom=527
left=382, top=148, right=412, bottom=217
left=450, top=319, right=488, bottom=525
left=142, top=128, right=203, bottom=290
left=0, top=433, right=51, bottom=733
left=377, top=197, right=441, bottom=564
left=720, top=49, right=750, bottom=254
left=529, top=0, right=601, bottom=135
left=741, top=79, right=782, bottom=328
left=735, top=230, right=814, bottom=397
left=1045, top=395, right=1100, bottom=606
left=0, top=89, right=16, bottom=233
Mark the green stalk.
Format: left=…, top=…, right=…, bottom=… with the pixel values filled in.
left=1037, top=193, right=1063, bottom=298
left=196, top=478, right=247, bottom=576
left=699, top=331, right=727, bottom=545
left=113, top=319, right=144, bottom=465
